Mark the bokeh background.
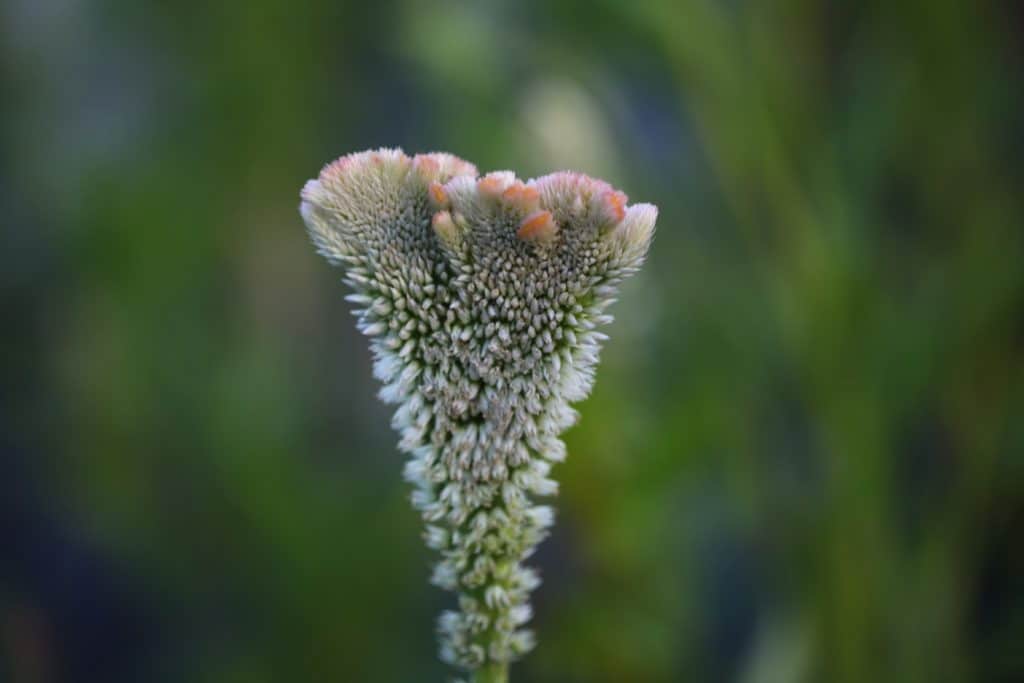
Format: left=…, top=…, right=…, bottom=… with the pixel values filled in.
left=3, top=1, right=1023, bottom=681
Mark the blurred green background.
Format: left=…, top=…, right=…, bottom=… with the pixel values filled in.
left=3, top=1, right=1023, bottom=681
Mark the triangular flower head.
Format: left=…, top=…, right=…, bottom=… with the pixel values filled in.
left=300, top=148, right=656, bottom=677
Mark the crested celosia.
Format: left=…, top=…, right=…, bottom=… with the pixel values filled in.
left=299, top=148, right=655, bottom=680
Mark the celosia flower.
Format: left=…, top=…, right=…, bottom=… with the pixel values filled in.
left=299, top=148, right=655, bottom=679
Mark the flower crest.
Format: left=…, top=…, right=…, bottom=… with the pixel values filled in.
left=300, top=148, right=655, bottom=675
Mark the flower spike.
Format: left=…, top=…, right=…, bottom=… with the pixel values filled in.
left=299, top=148, right=656, bottom=678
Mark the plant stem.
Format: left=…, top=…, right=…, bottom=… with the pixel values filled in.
left=473, top=662, right=509, bottom=683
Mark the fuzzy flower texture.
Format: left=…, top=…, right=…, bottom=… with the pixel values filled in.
left=300, top=149, right=655, bottom=677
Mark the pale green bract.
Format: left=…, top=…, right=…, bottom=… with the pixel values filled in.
left=299, top=148, right=656, bottom=678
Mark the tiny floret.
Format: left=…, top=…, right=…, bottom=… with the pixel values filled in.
left=299, top=148, right=656, bottom=677
left=516, top=210, right=558, bottom=244
left=429, top=181, right=450, bottom=208
left=432, top=210, right=459, bottom=246
left=502, top=182, right=541, bottom=214
left=600, top=189, right=628, bottom=224
left=477, top=172, right=515, bottom=199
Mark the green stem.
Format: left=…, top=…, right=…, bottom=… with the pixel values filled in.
left=473, top=662, right=509, bottom=683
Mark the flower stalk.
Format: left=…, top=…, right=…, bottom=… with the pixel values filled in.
left=474, top=662, right=509, bottom=683
left=299, top=148, right=655, bottom=680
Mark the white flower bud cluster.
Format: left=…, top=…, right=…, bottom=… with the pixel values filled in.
left=300, top=148, right=656, bottom=674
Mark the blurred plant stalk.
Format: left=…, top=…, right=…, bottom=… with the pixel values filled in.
left=475, top=662, right=508, bottom=683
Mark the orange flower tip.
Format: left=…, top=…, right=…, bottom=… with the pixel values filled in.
left=502, top=183, right=541, bottom=212
left=477, top=172, right=515, bottom=199
left=411, top=153, right=478, bottom=185
left=601, top=190, right=628, bottom=224
left=517, top=210, right=558, bottom=244
left=429, top=181, right=449, bottom=207
left=477, top=176, right=504, bottom=198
